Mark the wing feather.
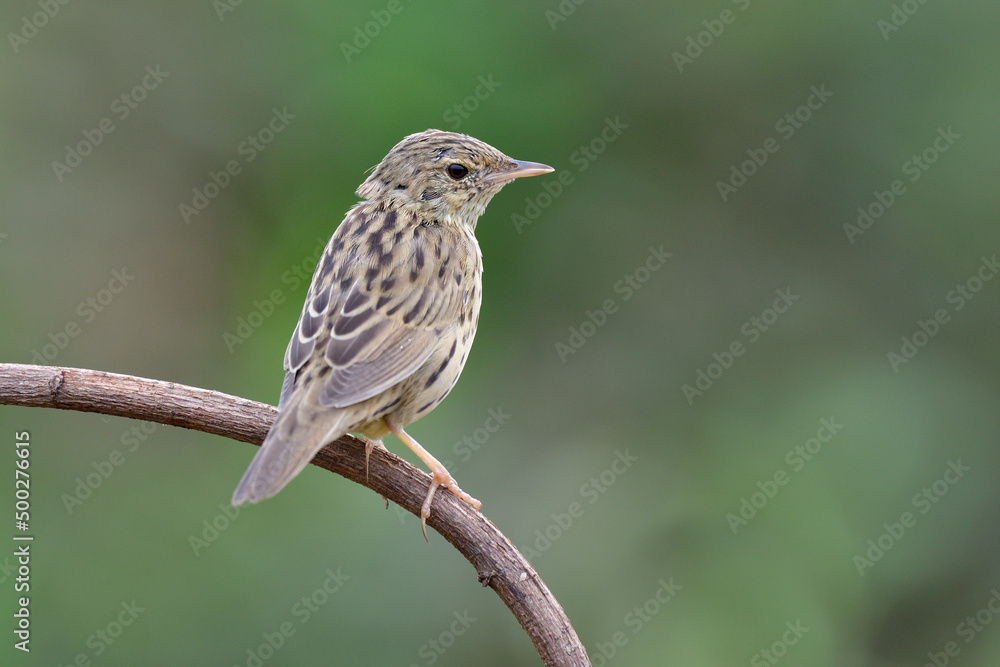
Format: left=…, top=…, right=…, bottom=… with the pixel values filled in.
left=281, top=204, right=474, bottom=412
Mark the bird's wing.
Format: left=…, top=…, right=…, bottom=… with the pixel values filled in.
left=282, top=205, right=475, bottom=410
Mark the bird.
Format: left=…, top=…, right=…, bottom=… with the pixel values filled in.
left=232, top=129, right=553, bottom=538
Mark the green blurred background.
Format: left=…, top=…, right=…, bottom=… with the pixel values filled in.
left=2, top=1, right=1000, bottom=665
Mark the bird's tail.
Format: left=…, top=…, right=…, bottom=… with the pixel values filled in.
left=232, top=393, right=348, bottom=505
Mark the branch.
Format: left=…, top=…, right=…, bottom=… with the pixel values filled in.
left=0, top=363, right=590, bottom=666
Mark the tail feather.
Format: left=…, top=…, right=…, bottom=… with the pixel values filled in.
left=232, top=396, right=347, bottom=505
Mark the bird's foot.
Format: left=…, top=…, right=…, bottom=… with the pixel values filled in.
left=419, top=467, right=482, bottom=541
left=385, top=421, right=482, bottom=540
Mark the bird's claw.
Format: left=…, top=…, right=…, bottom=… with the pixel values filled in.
left=419, top=469, right=481, bottom=542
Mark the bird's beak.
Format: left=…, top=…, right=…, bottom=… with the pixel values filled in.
left=487, top=160, right=554, bottom=182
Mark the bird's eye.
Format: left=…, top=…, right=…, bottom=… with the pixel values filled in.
left=446, top=163, right=469, bottom=180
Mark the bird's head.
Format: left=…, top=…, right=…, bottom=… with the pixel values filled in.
left=356, top=129, right=553, bottom=228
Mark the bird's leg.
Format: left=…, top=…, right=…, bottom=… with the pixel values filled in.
left=386, top=421, right=481, bottom=540
left=363, top=438, right=386, bottom=481
left=362, top=438, right=389, bottom=507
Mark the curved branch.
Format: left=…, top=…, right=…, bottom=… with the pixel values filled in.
left=0, top=363, right=590, bottom=666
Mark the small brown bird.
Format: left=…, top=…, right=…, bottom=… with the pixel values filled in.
left=232, top=129, right=552, bottom=537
